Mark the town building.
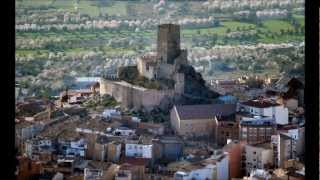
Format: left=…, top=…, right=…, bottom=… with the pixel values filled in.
left=239, top=116, right=277, bottom=145
left=210, top=79, right=240, bottom=95
left=277, top=126, right=305, bottom=156
left=173, top=151, right=229, bottom=180
left=152, top=136, right=184, bottom=163
left=271, top=133, right=297, bottom=168
left=24, top=138, right=55, bottom=161
left=113, top=127, right=136, bottom=136
left=60, top=89, right=94, bottom=104
left=58, top=139, right=87, bottom=158
left=118, top=159, right=148, bottom=180
left=223, top=140, right=247, bottom=179
left=84, top=168, right=103, bottom=180
left=16, top=121, right=45, bottom=141
left=56, top=158, right=75, bottom=175
left=277, top=96, right=299, bottom=112
left=170, top=104, right=236, bottom=138
left=125, top=139, right=153, bottom=159
left=102, top=108, right=121, bottom=120
left=138, top=122, right=165, bottom=135
left=16, top=156, right=42, bottom=180
left=239, top=99, right=289, bottom=125
left=93, top=136, right=109, bottom=162
left=107, top=141, right=122, bottom=163
left=216, top=116, right=239, bottom=146
left=93, top=136, right=122, bottom=163
left=245, top=169, right=272, bottom=179
left=244, top=143, right=273, bottom=175
left=84, top=161, right=120, bottom=180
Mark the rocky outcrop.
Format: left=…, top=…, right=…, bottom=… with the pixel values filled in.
left=178, top=64, right=220, bottom=103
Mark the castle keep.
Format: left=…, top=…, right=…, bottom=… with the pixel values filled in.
left=100, top=24, right=188, bottom=110
left=137, top=24, right=187, bottom=82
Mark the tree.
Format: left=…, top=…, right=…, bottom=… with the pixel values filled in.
left=226, top=28, right=231, bottom=33
left=211, top=33, right=218, bottom=46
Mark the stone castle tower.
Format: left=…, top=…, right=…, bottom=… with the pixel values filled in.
left=157, top=24, right=181, bottom=64
left=137, top=24, right=187, bottom=82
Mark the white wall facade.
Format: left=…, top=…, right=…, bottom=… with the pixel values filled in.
left=170, top=106, right=181, bottom=133
left=174, top=165, right=216, bottom=180
left=216, top=155, right=229, bottom=180
left=274, top=106, right=288, bottom=125
left=245, top=145, right=273, bottom=174
left=125, top=143, right=152, bottom=158
left=242, top=104, right=288, bottom=125
left=113, top=129, right=135, bottom=136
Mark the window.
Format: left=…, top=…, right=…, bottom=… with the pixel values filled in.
left=242, top=133, right=247, bottom=138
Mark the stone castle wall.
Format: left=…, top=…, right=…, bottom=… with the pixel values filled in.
left=137, top=57, right=156, bottom=80
left=99, top=79, right=177, bottom=110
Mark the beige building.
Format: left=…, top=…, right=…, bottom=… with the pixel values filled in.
left=277, top=97, right=299, bottom=111
left=239, top=116, right=277, bottom=145
left=170, top=104, right=236, bottom=138
left=107, top=141, right=122, bottom=163
left=93, top=136, right=122, bottom=163
left=244, top=143, right=273, bottom=175
left=93, top=136, right=108, bottom=161
left=84, top=161, right=120, bottom=180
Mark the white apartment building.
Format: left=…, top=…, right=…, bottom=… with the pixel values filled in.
left=125, top=142, right=152, bottom=159
left=173, top=152, right=229, bottom=180
left=271, top=133, right=297, bottom=168
left=239, top=99, right=289, bottom=125
left=244, top=143, right=273, bottom=175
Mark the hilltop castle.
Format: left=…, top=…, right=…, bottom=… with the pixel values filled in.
left=99, top=24, right=218, bottom=111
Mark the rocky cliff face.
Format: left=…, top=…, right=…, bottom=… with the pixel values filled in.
left=178, top=64, right=220, bottom=104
